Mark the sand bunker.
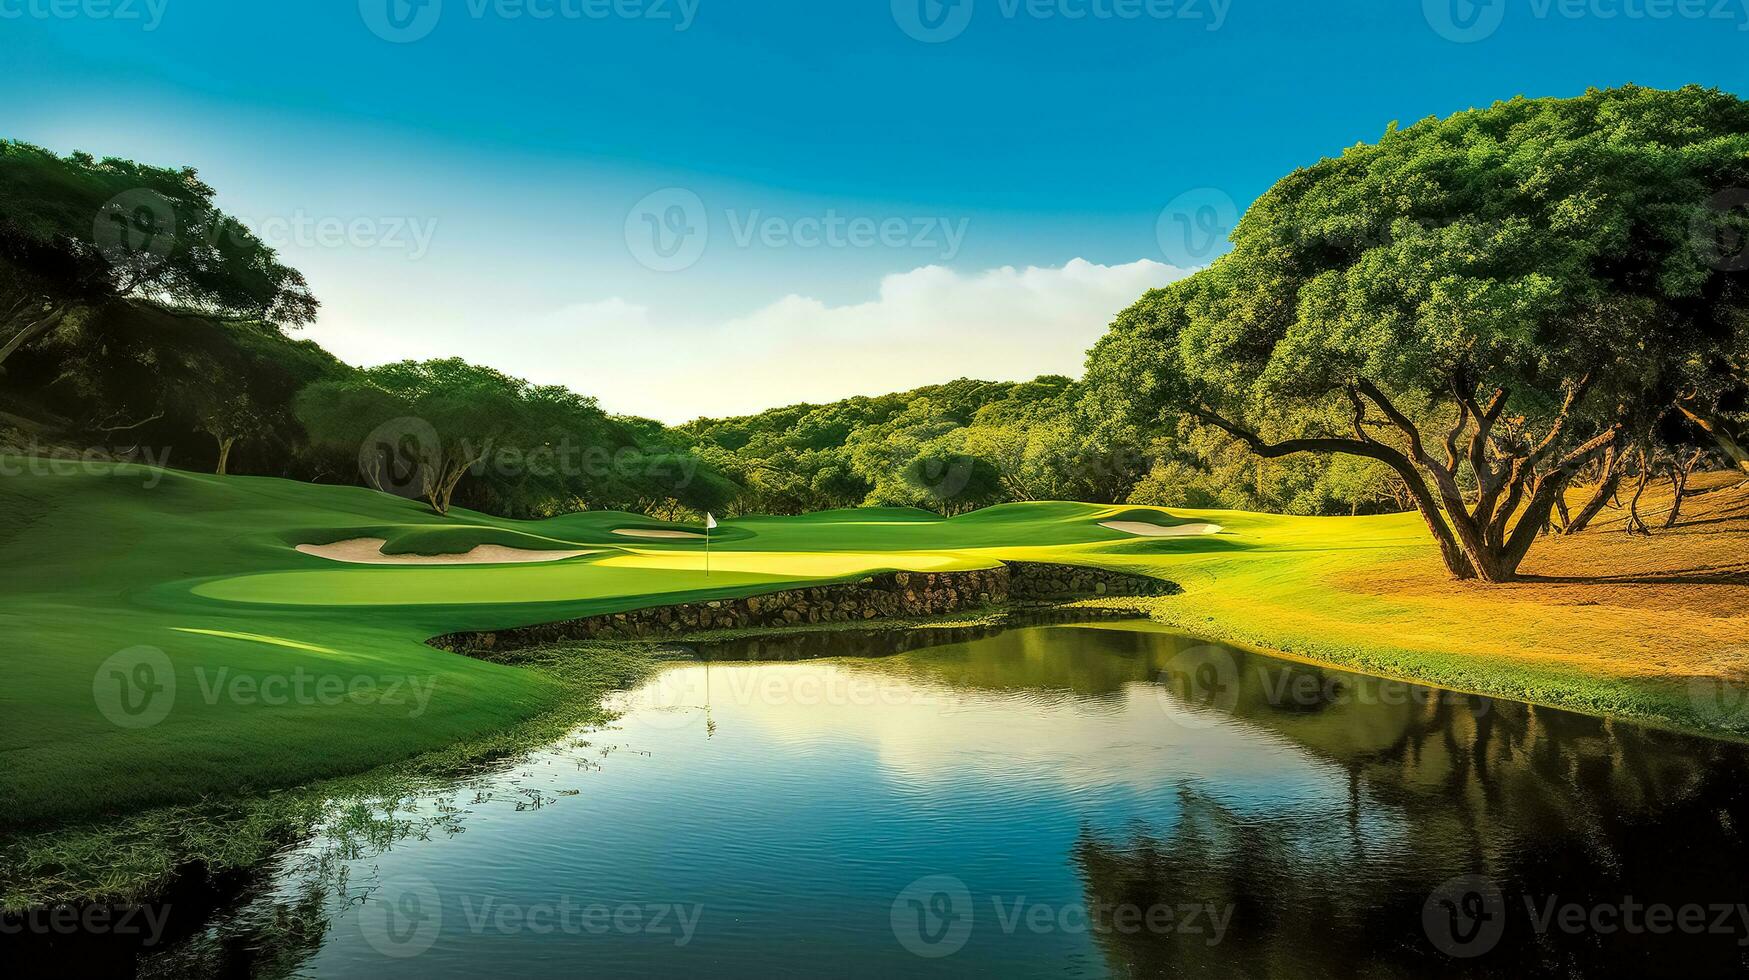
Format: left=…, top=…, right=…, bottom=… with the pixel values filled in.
left=612, top=528, right=705, bottom=540
left=1099, top=521, right=1224, bottom=537
left=297, top=537, right=595, bottom=565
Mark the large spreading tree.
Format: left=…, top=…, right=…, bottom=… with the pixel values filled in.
left=0, top=140, right=317, bottom=371
left=1089, top=85, right=1749, bottom=581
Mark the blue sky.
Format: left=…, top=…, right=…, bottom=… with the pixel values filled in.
left=4, top=0, right=1747, bottom=420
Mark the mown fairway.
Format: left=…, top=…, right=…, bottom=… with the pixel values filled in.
left=0, top=459, right=1306, bottom=827
left=6, top=458, right=1745, bottom=832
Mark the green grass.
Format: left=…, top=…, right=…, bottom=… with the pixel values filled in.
left=1, top=638, right=657, bottom=911
left=0, top=459, right=1266, bottom=830
left=2, top=456, right=1738, bottom=845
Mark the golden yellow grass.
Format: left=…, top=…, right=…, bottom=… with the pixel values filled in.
left=1324, top=471, right=1749, bottom=682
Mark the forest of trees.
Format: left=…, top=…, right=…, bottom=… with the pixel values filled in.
left=676, top=376, right=1412, bottom=517
left=3, top=85, right=1747, bottom=567
left=0, top=141, right=730, bottom=518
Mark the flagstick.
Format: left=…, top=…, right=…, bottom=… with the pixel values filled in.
left=704, top=518, right=711, bottom=578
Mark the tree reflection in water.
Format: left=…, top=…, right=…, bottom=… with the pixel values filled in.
left=1074, top=644, right=1749, bottom=979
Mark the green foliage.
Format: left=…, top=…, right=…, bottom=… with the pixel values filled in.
left=296, top=358, right=731, bottom=517
left=1090, top=84, right=1749, bottom=578
left=0, top=141, right=328, bottom=474
left=2, top=298, right=344, bottom=473
left=681, top=375, right=1156, bottom=515
left=902, top=448, right=1005, bottom=514
left=1101, top=85, right=1749, bottom=435
left=0, top=141, right=317, bottom=325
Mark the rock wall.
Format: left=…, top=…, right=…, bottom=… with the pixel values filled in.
left=430, top=562, right=1176, bottom=654
left=1005, top=561, right=1182, bottom=600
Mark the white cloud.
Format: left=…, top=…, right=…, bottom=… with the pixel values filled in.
left=323, top=258, right=1192, bottom=423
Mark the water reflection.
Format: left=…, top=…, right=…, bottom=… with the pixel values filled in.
left=106, top=622, right=1749, bottom=978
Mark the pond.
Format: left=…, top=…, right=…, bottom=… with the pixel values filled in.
left=134, top=620, right=1749, bottom=977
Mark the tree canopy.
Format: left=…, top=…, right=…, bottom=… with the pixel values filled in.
left=296, top=358, right=734, bottom=517
left=1088, top=84, right=1749, bottom=580
left=0, top=140, right=317, bottom=370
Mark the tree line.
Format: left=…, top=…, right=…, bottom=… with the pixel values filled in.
left=0, top=141, right=729, bottom=517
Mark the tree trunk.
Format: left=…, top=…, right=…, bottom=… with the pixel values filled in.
left=1444, top=507, right=1514, bottom=582
left=0, top=306, right=67, bottom=372
left=421, top=466, right=446, bottom=515
left=1662, top=449, right=1705, bottom=529
left=1500, top=473, right=1570, bottom=574
left=1189, top=379, right=1639, bottom=584
left=1562, top=443, right=1621, bottom=535
left=215, top=435, right=235, bottom=476
left=429, top=454, right=485, bottom=515
left=1376, top=455, right=1476, bottom=580
left=1675, top=398, right=1749, bottom=477
left=1623, top=453, right=1653, bottom=536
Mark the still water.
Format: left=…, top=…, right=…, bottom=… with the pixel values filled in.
left=143, top=621, right=1749, bottom=978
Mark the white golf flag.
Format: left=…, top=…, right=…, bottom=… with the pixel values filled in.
left=705, top=513, right=718, bottom=530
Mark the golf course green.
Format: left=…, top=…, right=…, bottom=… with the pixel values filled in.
left=0, top=457, right=1273, bottom=830
left=3, top=456, right=1738, bottom=850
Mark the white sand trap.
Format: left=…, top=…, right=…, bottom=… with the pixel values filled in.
left=1100, top=521, right=1224, bottom=537
left=297, top=537, right=596, bottom=565
left=612, top=528, right=705, bottom=540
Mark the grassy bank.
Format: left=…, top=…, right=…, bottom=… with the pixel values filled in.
left=0, top=640, right=656, bottom=911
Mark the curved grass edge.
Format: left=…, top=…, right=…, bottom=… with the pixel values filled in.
left=1077, top=593, right=1749, bottom=744
left=0, top=642, right=655, bottom=914
left=9, top=582, right=1742, bottom=915
left=0, top=605, right=1073, bottom=914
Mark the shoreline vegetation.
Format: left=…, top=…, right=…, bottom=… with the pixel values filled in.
left=3, top=460, right=1745, bottom=914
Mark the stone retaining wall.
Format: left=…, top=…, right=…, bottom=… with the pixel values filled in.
left=1005, top=561, right=1181, bottom=600
left=430, top=561, right=1177, bottom=653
